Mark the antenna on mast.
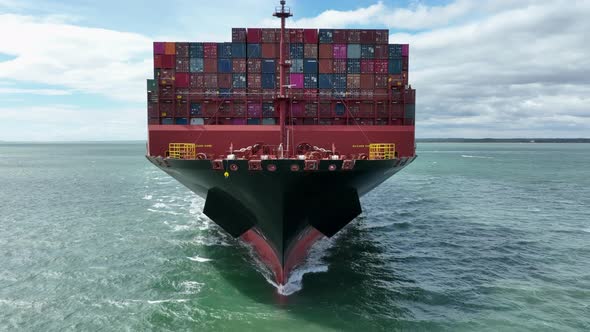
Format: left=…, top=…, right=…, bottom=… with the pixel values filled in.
left=273, top=1, right=293, bottom=158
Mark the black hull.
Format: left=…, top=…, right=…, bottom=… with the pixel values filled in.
left=147, top=157, right=416, bottom=283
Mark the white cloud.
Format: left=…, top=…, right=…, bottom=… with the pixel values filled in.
left=0, top=87, right=71, bottom=95
left=0, top=104, right=145, bottom=141
left=0, top=14, right=152, bottom=102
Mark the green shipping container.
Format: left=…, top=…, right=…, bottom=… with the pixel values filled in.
left=404, top=104, right=415, bottom=119
left=147, top=79, right=157, bottom=92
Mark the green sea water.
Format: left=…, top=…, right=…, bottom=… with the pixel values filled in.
left=0, top=142, right=589, bottom=331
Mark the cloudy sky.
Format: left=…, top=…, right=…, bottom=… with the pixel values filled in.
left=0, top=0, right=588, bottom=140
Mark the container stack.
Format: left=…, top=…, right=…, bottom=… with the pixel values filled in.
left=148, top=28, right=415, bottom=126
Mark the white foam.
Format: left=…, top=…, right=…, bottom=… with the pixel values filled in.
left=179, top=281, right=204, bottom=294
left=461, top=155, right=494, bottom=159
left=153, top=202, right=168, bottom=209
left=143, top=194, right=153, bottom=200
left=147, top=208, right=182, bottom=216
left=147, top=299, right=189, bottom=304
left=247, top=235, right=336, bottom=296
left=187, top=256, right=213, bottom=262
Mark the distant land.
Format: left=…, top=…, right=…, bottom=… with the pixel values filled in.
left=416, top=138, right=590, bottom=143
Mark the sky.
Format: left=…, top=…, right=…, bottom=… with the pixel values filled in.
left=0, top=0, right=588, bottom=140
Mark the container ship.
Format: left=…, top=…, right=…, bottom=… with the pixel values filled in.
left=146, top=1, right=416, bottom=287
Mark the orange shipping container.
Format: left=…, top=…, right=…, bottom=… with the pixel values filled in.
left=164, top=42, right=176, bottom=55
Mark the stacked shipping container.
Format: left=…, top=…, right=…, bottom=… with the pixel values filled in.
left=148, top=28, right=414, bottom=126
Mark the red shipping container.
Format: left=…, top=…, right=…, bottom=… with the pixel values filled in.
left=247, top=102, right=262, bottom=117
left=347, top=74, right=360, bottom=89
left=176, top=58, right=190, bottom=72
left=347, top=30, right=361, bottom=43
left=261, top=29, right=276, bottom=43
left=262, top=89, right=276, bottom=99
left=154, top=42, right=165, bottom=55
left=190, top=74, right=204, bottom=88
left=159, top=69, right=175, bottom=80
left=204, top=59, right=217, bottom=73
left=304, top=89, right=317, bottom=99
left=360, top=89, right=374, bottom=99
left=360, top=103, right=374, bottom=116
left=175, top=73, right=189, bottom=88
left=360, top=74, right=374, bottom=89
left=190, top=88, right=205, bottom=99
left=360, top=60, right=375, bottom=73
left=347, top=89, right=360, bottom=99
left=164, top=42, right=175, bottom=55
left=304, top=44, right=318, bottom=59
left=289, top=29, right=304, bottom=43
left=291, top=103, right=303, bottom=116
left=333, top=44, right=347, bottom=59
left=233, top=89, right=247, bottom=98
left=161, top=55, right=175, bottom=69
left=248, top=88, right=262, bottom=98
left=402, top=44, right=409, bottom=56
left=374, top=88, right=388, bottom=100
left=319, top=59, right=333, bottom=74
left=262, top=44, right=277, bottom=58
left=374, top=60, right=388, bottom=74
left=318, top=89, right=331, bottom=99
left=176, top=43, right=189, bottom=57
left=374, top=75, right=388, bottom=88
left=318, top=102, right=331, bottom=116
left=232, top=28, right=247, bottom=42
left=175, top=101, right=188, bottom=117
left=391, top=104, right=404, bottom=118
left=319, top=44, right=333, bottom=59
left=247, top=28, right=262, bottom=43
left=274, top=28, right=288, bottom=43
left=375, top=30, right=388, bottom=44
left=218, top=74, right=232, bottom=88
left=304, top=29, right=318, bottom=43
left=204, top=43, right=217, bottom=58
left=360, top=30, right=375, bottom=44
left=333, top=29, right=347, bottom=43
left=374, top=45, right=389, bottom=59
left=247, top=59, right=262, bottom=73
left=403, top=57, right=409, bottom=71
left=159, top=101, right=173, bottom=116
left=233, top=59, right=247, bottom=73
left=204, top=74, right=218, bottom=88
left=333, top=59, right=347, bottom=73
left=154, top=54, right=163, bottom=68
left=248, top=74, right=262, bottom=88
left=204, top=103, right=218, bottom=116
left=159, top=86, right=174, bottom=100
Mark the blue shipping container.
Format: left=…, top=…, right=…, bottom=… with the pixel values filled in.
left=219, top=88, right=231, bottom=98
left=319, top=29, right=333, bottom=43
left=190, top=102, right=202, bottom=116
left=361, top=45, right=375, bottom=59
left=303, top=59, right=318, bottom=74
left=262, top=73, right=276, bottom=89
left=347, top=59, right=360, bottom=73
left=218, top=43, right=232, bottom=57
left=232, top=74, right=246, bottom=88
left=304, top=74, right=318, bottom=88
left=247, top=44, right=261, bottom=58
left=318, top=74, right=333, bottom=89
left=335, top=103, right=345, bottom=116
left=290, top=59, right=303, bottom=73
left=262, top=59, right=275, bottom=74
left=347, top=44, right=361, bottom=59
left=388, top=58, right=402, bottom=74
left=404, top=104, right=415, bottom=119
left=218, top=58, right=232, bottom=73
left=161, top=118, right=174, bottom=125
left=247, top=118, right=261, bottom=125
left=232, top=43, right=247, bottom=58
left=175, top=118, right=188, bottom=125
left=388, top=44, right=403, bottom=58
left=333, top=74, right=347, bottom=89
left=289, top=43, right=304, bottom=59
left=189, top=43, right=204, bottom=58
left=262, top=118, right=276, bottom=125
left=190, top=58, right=204, bottom=73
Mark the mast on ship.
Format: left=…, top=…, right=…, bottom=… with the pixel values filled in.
left=273, top=0, right=292, bottom=158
